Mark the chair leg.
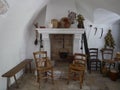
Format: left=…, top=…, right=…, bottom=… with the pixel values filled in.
left=44, top=72, right=48, bottom=83
left=101, top=61, right=105, bottom=73
left=38, top=81, right=40, bottom=89
left=82, top=71, right=85, bottom=82
left=67, top=68, right=70, bottom=84
left=96, top=62, right=98, bottom=70
left=37, top=70, right=39, bottom=82
left=109, top=64, right=112, bottom=70
left=51, top=68, right=54, bottom=84
left=113, top=63, right=116, bottom=68
left=79, top=72, right=83, bottom=89
left=89, top=61, right=91, bottom=73
left=100, top=62, right=102, bottom=73
left=38, top=74, right=41, bottom=89
left=81, top=71, right=84, bottom=83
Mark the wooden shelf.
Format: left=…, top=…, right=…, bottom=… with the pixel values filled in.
left=36, top=28, right=85, bottom=34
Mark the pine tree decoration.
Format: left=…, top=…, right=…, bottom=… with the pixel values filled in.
left=104, top=29, right=115, bottom=48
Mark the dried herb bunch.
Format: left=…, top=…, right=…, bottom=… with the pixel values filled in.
left=76, top=14, right=85, bottom=22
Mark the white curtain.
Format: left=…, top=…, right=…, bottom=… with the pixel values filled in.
left=0, top=0, right=8, bottom=14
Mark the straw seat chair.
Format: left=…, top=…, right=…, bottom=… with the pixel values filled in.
left=33, top=51, right=54, bottom=88
left=67, top=53, right=87, bottom=89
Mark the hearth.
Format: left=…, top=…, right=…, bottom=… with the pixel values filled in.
left=50, top=34, right=73, bottom=61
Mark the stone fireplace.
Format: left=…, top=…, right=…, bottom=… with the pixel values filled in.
left=36, top=28, right=84, bottom=60
left=50, top=34, right=73, bottom=61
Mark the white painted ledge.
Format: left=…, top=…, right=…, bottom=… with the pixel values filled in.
left=36, top=28, right=84, bottom=34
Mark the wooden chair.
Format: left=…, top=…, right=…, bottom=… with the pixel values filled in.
left=89, top=48, right=101, bottom=73
left=33, top=51, right=54, bottom=88
left=101, top=48, right=115, bottom=71
left=67, top=53, right=87, bottom=89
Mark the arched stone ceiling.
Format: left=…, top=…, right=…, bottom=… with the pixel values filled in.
left=94, top=8, right=120, bottom=25
left=75, top=0, right=120, bottom=24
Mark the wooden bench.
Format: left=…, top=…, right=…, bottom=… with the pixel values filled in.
left=2, top=59, right=32, bottom=90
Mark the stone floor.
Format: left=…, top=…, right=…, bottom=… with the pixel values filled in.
left=9, top=61, right=120, bottom=90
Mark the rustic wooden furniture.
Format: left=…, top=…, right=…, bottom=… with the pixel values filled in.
left=2, top=59, right=32, bottom=90
left=67, top=53, right=87, bottom=89
left=101, top=48, right=115, bottom=71
left=114, top=52, right=120, bottom=78
left=89, top=48, right=101, bottom=73
left=33, top=51, right=54, bottom=88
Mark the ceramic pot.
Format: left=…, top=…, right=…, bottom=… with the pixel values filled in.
left=77, top=22, right=84, bottom=28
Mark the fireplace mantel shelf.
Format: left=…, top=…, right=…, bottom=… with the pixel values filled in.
left=36, top=28, right=84, bottom=34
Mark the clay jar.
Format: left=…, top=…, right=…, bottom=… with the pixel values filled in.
left=51, top=19, right=59, bottom=28
left=60, top=17, right=71, bottom=28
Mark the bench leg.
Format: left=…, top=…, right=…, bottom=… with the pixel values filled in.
left=24, top=65, right=28, bottom=73
left=29, top=62, right=32, bottom=73
left=7, top=78, right=10, bottom=90
left=24, top=62, right=32, bottom=73
left=13, top=75, right=19, bottom=88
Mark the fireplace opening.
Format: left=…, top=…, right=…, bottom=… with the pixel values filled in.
left=59, top=49, right=68, bottom=59
left=50, top=34, right=74, bottom=62
left=59, top=34, right=68, bottom=59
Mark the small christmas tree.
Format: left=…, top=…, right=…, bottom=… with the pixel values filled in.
left=104, top=29, right=115, bottom=48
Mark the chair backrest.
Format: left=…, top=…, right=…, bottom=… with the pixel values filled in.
left=101, top=48, right=113, bottom=60
left=89, top=48, right=98, bottom=60
left=73, top=53, right=87, bottom=66
left=33, top=51, right=49, bottom=68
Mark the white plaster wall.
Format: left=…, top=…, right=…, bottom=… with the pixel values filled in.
left=34, top=6, right=47, bottom=27
left=0, top=0, right=48, bottom=90
left=26, top=6, right=47, bottom=59
left=45, top=0, right=77, bottom=26
left=87, top=24, right=120, bottom=59
left=111, top=21, right=120, bottom=52
left=76, top=0, right=120, bottom=19
left=75, top=0, right=94, bottom=22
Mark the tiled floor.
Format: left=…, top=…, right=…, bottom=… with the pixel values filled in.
left=9, top=61, right=120, bottom=90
